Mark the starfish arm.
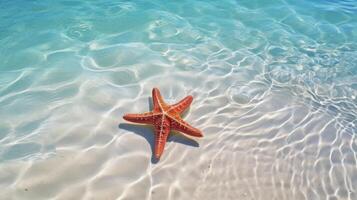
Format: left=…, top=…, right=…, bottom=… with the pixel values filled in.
left=152, top=88, right=166, bottom=111
left=169, top=117, right=203, bottom=137
left=154, top=118, right=171, bottom=159
left=169, top=95, right=193, bottom=114
left=123, top=112, right=156, bottom=124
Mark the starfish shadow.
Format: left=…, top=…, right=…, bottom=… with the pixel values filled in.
left=118, top=123, right=199, bottom=163
left=148, top=97, right=153, bottom=110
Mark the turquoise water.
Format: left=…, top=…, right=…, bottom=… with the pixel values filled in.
left=0, top=0, right=356, bottom=199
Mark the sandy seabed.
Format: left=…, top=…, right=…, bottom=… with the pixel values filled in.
left=0, top=0, right=357, bottom=199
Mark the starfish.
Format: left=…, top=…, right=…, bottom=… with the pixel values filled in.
left=123, top=88, right=203, bottom=159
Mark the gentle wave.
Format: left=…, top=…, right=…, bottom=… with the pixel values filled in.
left=0, top=0, right=356, bottom=199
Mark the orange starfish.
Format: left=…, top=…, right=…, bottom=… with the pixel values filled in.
left=123, top=88, right=203, bottom=159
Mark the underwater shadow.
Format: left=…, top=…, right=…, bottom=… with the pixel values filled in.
left=118, top=123, right=199, bottom=163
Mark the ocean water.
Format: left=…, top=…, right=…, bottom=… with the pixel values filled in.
left=0, top=0, right=356, bottom=199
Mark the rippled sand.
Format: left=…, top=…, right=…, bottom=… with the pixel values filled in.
left=0, top=0, right=357, bottom=199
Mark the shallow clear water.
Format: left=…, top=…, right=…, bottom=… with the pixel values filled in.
left=0, top=0, right=357, bottom=199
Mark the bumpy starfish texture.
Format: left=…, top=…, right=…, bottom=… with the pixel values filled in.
left=123, top=88, right=203, bottom=159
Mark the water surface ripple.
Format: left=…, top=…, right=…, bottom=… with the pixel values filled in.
left=0, top=0, right=356, bottom=199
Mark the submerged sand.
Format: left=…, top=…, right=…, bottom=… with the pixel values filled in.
left=1, top=70, right=356, bottom=199
left=1, top=0, right=357, bottom=199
